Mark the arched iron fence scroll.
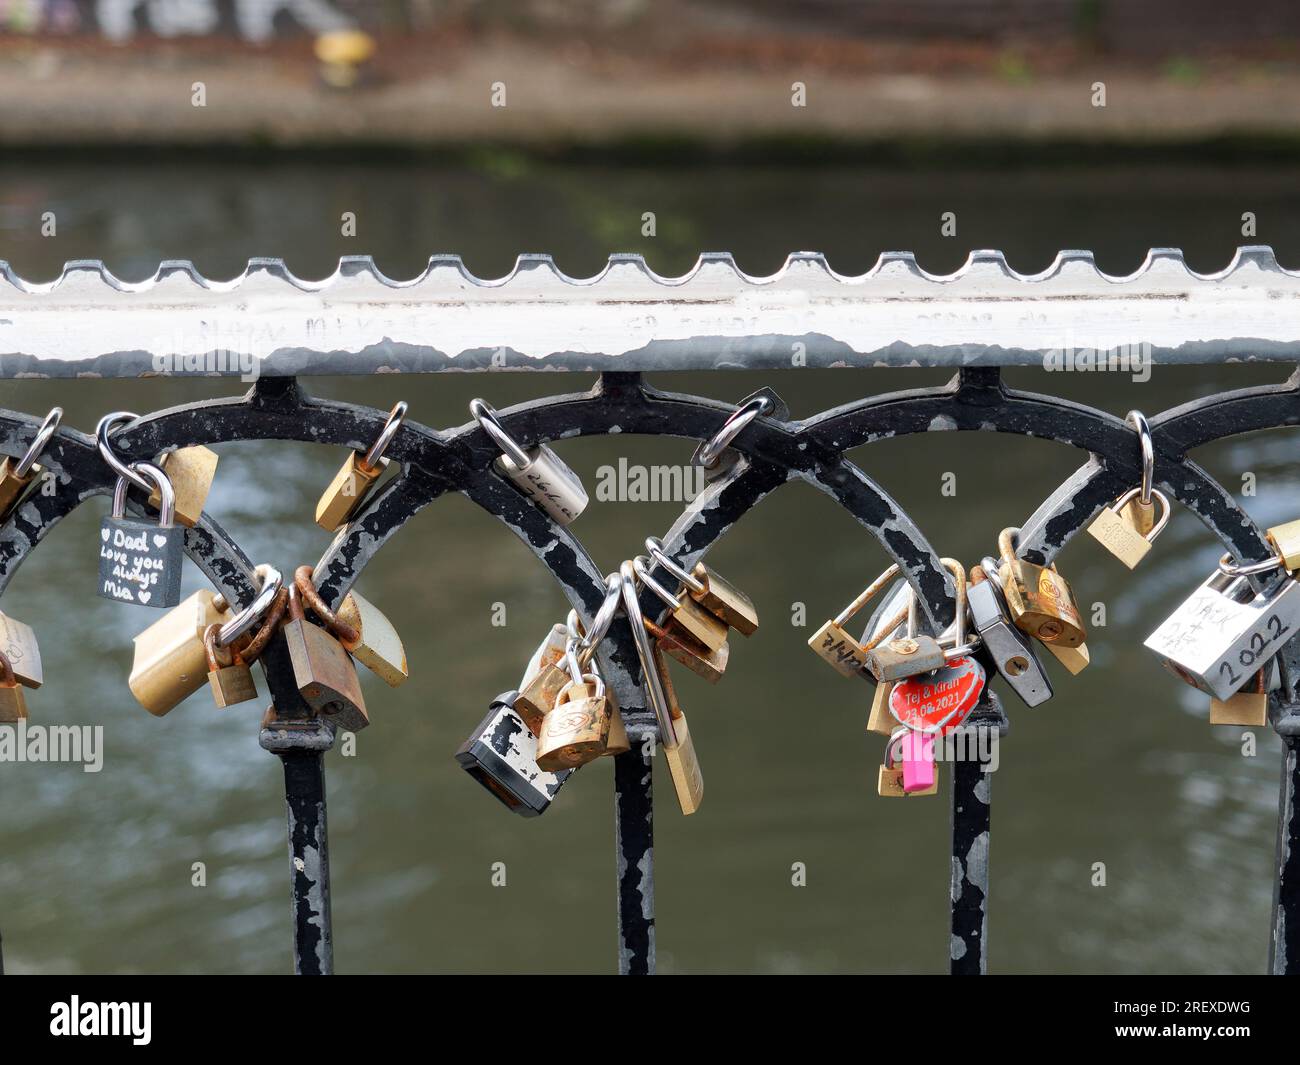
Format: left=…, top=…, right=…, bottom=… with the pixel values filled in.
left=2, top=247, right=1300, bottom=975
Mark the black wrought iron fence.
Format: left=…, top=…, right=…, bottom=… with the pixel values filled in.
left=3, top=248, right=1300, bottom=974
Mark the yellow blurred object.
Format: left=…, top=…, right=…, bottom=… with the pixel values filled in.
left=314, top=30, right=377, bottom=89
left=315, top=30, right=377, bottom=66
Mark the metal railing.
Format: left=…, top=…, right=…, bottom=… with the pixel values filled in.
left=2, top=247, right=1299, bottom=974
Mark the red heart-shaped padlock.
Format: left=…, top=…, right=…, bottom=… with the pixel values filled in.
left=888, top=655, right=986, bottom=736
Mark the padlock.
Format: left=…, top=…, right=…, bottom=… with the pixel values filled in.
left=620, top=561, right=704, bottom=815
left=634, top=555, right=729, bottom=654
left=866, top=558, right=972, bottom=681
left=1267, top=520, right=1300, bottom=573
left=282, top=584, right=369, bottom=732
left=603, top=690, right=632, bottom=756
left=809, top=563, right=905, bottom=678
left=1087, top=486, right=1171, bottom=569
left=0, top=610, right=42, bottom=689
left=997, top=528, right=1086, bottom=648
left=644, top=537, right=758, bottom=637
left=864, top=587, right=946, bottom=681
left=644, top=614, right=729, bottom=683
left=1209, top=662, right=1271, bottom=727
left=867, top=680, right=895, bottom=735
left=98, top=461, right=184, bottom=609
left=535, top=672, right=612, bottom=771
left=129, top=588, right=230, bottom=715
left=1117, top=410, right=1159, bottom=538
left=1145, top=565, right=1300, bottom=701
left=455, top=691, right=573, bottom=817
left=334, top=589, right=408, bottom=686
left=0, top=406, right=60, bottom=522
left=1042, top=640, right=1090, bottom=675
left=128, top=566, right=281, bottom=716
left=296, top=568, right=409, bottom=688
left=204, top=623, right=258, bottom=708
left=878, top=727, right=938, bottom=798
left=470, top=398, right=588, bottom=525
left=149, top=445, right=219, bottom=529
left=315, top=401, right=404, bottom=532
left=969, top=561, right=1053, bottom=707
left=0, top=650, right=27, bottom=722
left=515, top=623, right=572, bottom=734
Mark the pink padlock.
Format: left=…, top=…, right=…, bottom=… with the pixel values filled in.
left=899, top=730, right=936, bottom=794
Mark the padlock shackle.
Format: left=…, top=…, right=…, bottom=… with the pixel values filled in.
left=1125, top=409, right=1155, bottom=506
left=645, top=536, right=706, bottom=595
left=566, top=576, right=622, bottom=668
left=469, top=398, right=535, bottom=471
left=694, top=395, right=771, bottom=470
left=1110, top=485, right=1172, bottom=542
left=97, top=410, right=154, bottom=495
left=216, top=564, right=283, bottom=647
left=361, top=400, right=407, bottom=472
left=834, top=563, right=900, bottom=626
left=203, top=622, right=240, bottom=670
left=632, top=554, right=684, bottom=612
left=293, top=565, right=360, bottom=646
left=111, top=461, right=175, bottom=526
left=940, top=557, right=968, bottom=651
left=13, top=405, right=61, bottom=478
left=619, top=560, right=682, bottom=749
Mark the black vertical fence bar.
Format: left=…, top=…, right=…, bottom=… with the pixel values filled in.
left=949, top=693, right=1006, bottom=975
left=1270, top=736, right=1300, bottom=973
left=614, top=744, right=655, bottom=975
left=259, top=632, right=336, bottom=976
left=279, top=752, right=334, bottom=976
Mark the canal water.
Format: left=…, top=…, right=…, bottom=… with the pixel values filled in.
left=1, top=154, right=1298, bottom=973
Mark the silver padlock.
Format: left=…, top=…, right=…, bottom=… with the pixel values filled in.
left=1145, top=562, right=1300, bottom=701
left=970, top=559, right=1053, bottom=708
left=454, top=690, right=572, bottom=817
left=470, top=399, right=588, bottom=525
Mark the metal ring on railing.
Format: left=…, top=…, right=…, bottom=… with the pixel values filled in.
left=619, top=560, right=680, bottom=748
left=13, top=406, right=61, bottom=478
left=362, top=401, right=407, bottom=471
left=569, top=577, right=622, bottom=667
left=1125, top=410, right=1154, bottom=506
left=1217, top=550, right=1286, bottom=577
left=97, top=411, right=153, bottom=493
left=644, top=536, right=706, bottom=595
left=469, top=398, right=534, bottom=470
left=217, top=564, right=284, bottom=647
left=694, top=396, right=771, bottom=469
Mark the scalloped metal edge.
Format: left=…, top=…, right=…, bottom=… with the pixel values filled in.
left=1, top=247, right=1298, bottom=376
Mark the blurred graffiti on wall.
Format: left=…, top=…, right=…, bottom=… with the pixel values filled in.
left=0, top=0, right=355, bottom=41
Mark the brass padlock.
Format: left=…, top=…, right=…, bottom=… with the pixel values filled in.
left=997, top=528, right=1086, bottom=648
left=128, top=566, right=281, bottom=716
left=1210, top=664, right=1269, bottom=727
left=808, top=563, right=905, bottom=677
left=1117, top=410, right=1159, bottom=538
left=0, top=406, right=60, bottom=522
left=149, top=445, right=219, bottom=528
left=877, top=727, right=939, bottom=797
left=867, top=680, right=895, bottom=735
left=128, top=588, right=231, bottom=715
left=1267, top=519, right=1300, bottom=573
left=645, top=537, right=759, bottom=637
left=294, top=567, right=408, bottom=687
left=634, top=555, right=728, bottom=654
left=204, top=623, right=259, bottom=709
left=603, top=689, right=632, bottom=757
left=644, top=615, right=729, bottom=683
left=515, top=623, right=572, bottom=734
left=1087, top=486, right=1171, bottom=569
left=0, top=650, right=27, bottom=722
left=536, top=673, right=612, bottom=771
left=0, top=610, right=42, bottom=689
left=283, top=584, right=369, bottom=732
left=1041, top=639, right=1090, bottom=675
left=315, top=401, right=404, bottom=532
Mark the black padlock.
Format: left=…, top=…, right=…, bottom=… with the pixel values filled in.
left=455, top=691, right=572, bottom=817
left=98, top=461, right=184, bottom=609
